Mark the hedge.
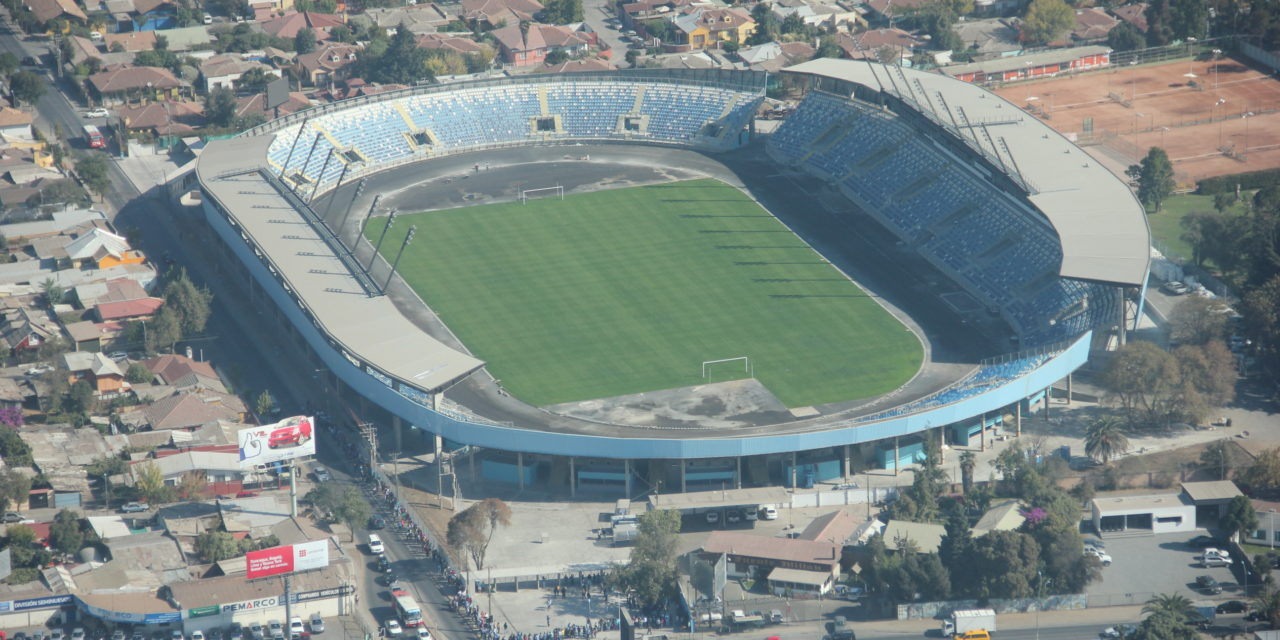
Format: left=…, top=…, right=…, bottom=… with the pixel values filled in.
left=1197, top=168, right=1280, bottom=195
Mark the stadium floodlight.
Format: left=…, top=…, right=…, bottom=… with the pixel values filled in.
left=368, top=209, right=397, bottom=270
left=384, top=225, right=417, bottom=291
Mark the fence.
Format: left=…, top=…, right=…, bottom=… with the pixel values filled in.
left=896, top=594, right=1088, bottom=620
left=789, top=487, right=897, bottom=508
left=1241, top=41, right=1280, bottom=73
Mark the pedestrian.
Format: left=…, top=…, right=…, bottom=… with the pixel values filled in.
left=546, top=616, right=551, bottom=628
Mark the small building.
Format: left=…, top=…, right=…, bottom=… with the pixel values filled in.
left=258, top=11, right=344, bottom=40
left=1072, top=7, right=1119, bottom=42
left=120, top=389, right=248, bottom=431
left=669, top=7, right=755, bottom=52
left=1110, top=3, right=1148, bottom=32
left=95, top=296, right=164, bottom=323
left=63, top=350, right=128, bottom=394
left=87, top=66, right=190, bottom=106
left=882, top=520, right=947, bottom=553
left=128, top=0, right=177, bottom=31
left=460, top=0, right=543, bottom=30
left=1091, top=493, right=1196, bottom=536
left=142, top=354, right=225, bottom=392
left=19, top=424, right=128, bottom=508
left=1181, top=480, right=1243, bottom=527
left=1, top=306, right=62, bottom=354
left=1246, top=499, right=1280, bottom=549
left=492, top=23, right=592, bottom=67
left=24, top=0, right=88, bottom=24
left=103, top=30, right=158, bottom=52
left=941, top=45, right=1111, bottom=83
left=65, top=319, right=126, bottom=352
left=701, top=530, right=841, bottom=596
left=200, top=54, right=281, bottom=92
left=146, top=450, right=247, bottom=497
left=0, top=108, right=35, bottom=143
left=294, top=43, right=361, bottom=88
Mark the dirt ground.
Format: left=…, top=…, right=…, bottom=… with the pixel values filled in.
left=993, top=57, right=1280, bottom=186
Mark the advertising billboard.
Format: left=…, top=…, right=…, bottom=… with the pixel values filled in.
left=238, top=415, right=316, bottom=469
left=245, top=539, right=329, bottom=579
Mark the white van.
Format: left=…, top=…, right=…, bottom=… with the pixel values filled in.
left=368, top=533, right=385, bottom=554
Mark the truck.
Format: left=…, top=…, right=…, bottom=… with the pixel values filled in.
left=726, top=610, right=765, bottom=631
left=942, top=609, right=996, bottom=637
left=830, top=616, right=855, bottom=640
left=611, top=521, right=637, bottom=546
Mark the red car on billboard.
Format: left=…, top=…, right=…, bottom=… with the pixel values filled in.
left=268, top=416, right=313, bottom=449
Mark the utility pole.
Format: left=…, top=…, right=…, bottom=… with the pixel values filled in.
left=290, top=461, right=298, bottom=516
left=360, top=422, right=378, bottom=480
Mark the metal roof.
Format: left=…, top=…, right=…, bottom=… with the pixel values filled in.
left=784, top=59, right=1151, bottom=286
left=197, top=136, right=484, bottom=392
left=1181, top=480, right=1243, bottom=502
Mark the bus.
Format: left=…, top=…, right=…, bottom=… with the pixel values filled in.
left=83, top=124, right=105, bottom=149
left=391, top=585, right=423, bottom=627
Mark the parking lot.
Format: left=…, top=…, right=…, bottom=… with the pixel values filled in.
left=1084, top=531, right=1245, bottom=607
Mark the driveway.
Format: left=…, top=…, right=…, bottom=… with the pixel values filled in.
left=1084, top=531, right=1245, bottom=608
left=581, top=0, right=631, bottom=66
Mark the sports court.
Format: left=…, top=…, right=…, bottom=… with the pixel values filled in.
left=364, top=178, right=923, bottom=409
left=994, top=57, right=1280, bottom=185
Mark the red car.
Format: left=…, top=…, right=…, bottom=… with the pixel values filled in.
left=267, top=416, right=313, bottom=449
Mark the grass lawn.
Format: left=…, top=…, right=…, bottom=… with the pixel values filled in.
left=1147, top=193, right=1251, bottom=264
left=366, top=179, right=923, bottom=408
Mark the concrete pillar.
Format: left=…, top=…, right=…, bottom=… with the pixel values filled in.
left=980, top=413, right=987, bottom=452
left=893, top=438, right=900, bottom=476
left=517, top=452, right=524, bottom=491
left=569, top=457, right=576, bottom=498
left=791, top=451, right=798, bottom=487
left=470, top=450, right=477, bottom=483
left=624, top=459, right=631, bottom=497
left=680, top=461, right=687, bottom=494
left=1016, top=402, right=1022, bottom=437
left=1067, top=373, right=1073, bottom=405
left=844, top=445, right=852, bottom=480
left=938, top=426, right=945, bottom=463
left=734, top=457, right=741, bottom=490
left=392, top=414, right=402, bottom=454
left=1044, top=387, right=1051, bottom=419
left=435, top=434, right=444, bottom=497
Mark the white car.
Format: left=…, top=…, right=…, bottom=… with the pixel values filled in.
left=289, top=618, right=304, bottom=636
left=761, top=506, right=778, bottom=520
left=705, top=511, right=720, bottom=525
left=384, top=621, right=402, bottom=637
left=1085, top=547, right=1113, bottom=566
left=415, top=629, right=431, bottom=640
left=368, top=533, right=385, bottom=554
left=313, top=466, right=332, bottom=482
left=1162, top=281, right=1190, bottom=295
left=83, top=108, right=110, bottom=118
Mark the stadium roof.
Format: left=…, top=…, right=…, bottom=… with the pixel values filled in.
left=197, top=136, right=484, bottom=391
left=784, top=59, right=1151, bottom=287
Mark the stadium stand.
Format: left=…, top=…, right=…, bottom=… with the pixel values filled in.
left=264, top=75, right=765, bottom=192
left=768, top=89, right=1115, bottom=349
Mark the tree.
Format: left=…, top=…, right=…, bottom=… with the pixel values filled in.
left=39, top=278, right=64, bottom=306
left=255, top=390, right=276, bottom=418
left=1107, top=21, right=1145, bottom=51
left=611, top=509, right=681, bottom=607
left=195, top=530, right=240, bottom=563
left=1221, top=495, right=1259, bottom=542
left=9, top=71, right=44, bottom=106
left=205, top=86, right=238, bottom=128
left=48, top=509, right=84, bottom=556
left=1084, top=416, right=1129, bottom=463
left=294, top=27, right=316, bottom=54
left=1126, top=147, right=1175, bottom=212
left=959, top=450, right=976, bottom=494
left=1172, top=342, right=1236, bottom=423
left=145, top=305, right=183, bottom=353
left=1021, top=0, right=1075, bottom=44
left=1099, top=341, right=1182, bottom=428
left=1142, top=592, right=1196, bottom=623
left=236, top=66, right=274, bottom=94
left=1243, top=448, right=1280, bottom=492
left=540, top=0, right=583, bottom=23
left=1169, top=296, right=1229, bottom=346
left=87, top=455, right=127, bottom=504
left=177, top=471, right=210, bottom=501
left=359, top=21, right=430, bottom=85
left=1200, top=439, right=1231, bottom=480
left=0, top=469, right=32, bottom=514
left=446, top=498, right=510, bottom=570
left=544, top=49, right=568, bottom=66
left=968, top=530, right=1041, bottom=599
left=135, top=461, right=176, bottom=504
left=75, top=152, right=111, bottom=198
left=125, top=362, right=154, bottom=384
left=68, top=380, right=95, bottom=415
left=1243, top=275, right=1280, bottom=376
left=0, top=51, right=17, bottom=76
left=625, top=49, right=639, bottom=67
left=1255, top=586, right=1280, bottom=629
left=332, top=486, right=371, bottom=529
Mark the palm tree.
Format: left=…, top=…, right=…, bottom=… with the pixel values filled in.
left=1085, top=416, right=1130, bottom=464
left=1142, top=592, right=1195, bottom=623
left=960, top=451, right=976, bottom=495
left=1253, top=587, right=1280, bottom=628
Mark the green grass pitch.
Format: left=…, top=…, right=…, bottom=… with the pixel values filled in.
left=365, top=179, right=923, bottom=408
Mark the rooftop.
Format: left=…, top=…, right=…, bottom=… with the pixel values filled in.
left=1091, top=493, right=1194, bottom=512
left=1181, top=480, right=1243, bottom=502
left=703, top=531, right=841, bottom=566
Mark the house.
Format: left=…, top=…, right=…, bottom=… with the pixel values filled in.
left=0, top=208, right=106, bottom=244
left=23, top=0, right=88, bottom=24
left=971, top=499, right=1027, bottom=533
left=145, top=450, right=248, bottom=497
left=142, top=353, right=226, bottom=392
left=295, top=43, right=361, bottom=87
left=103, top=30, right=157, bottom=52
left=416, top=33, right=490, bottom=56
left=1072, top=7, right=1119, bottom=42
left=235, top=91, right=311, bottom=122
left=120, top=389, right=248, bottom=431
left=200, top=54, right=282, bottom=92
left=87, top=66, right=189, bottom=105
left=862, top=0, right=930, bottom=22
left=701, top=531, right=841, bottom=596
left=837, top=28, right=924, bottom=61
left=64, top=227, right=146, bottom=269
left=492, top=23, right=592, bottom=66
left=364, top=4, right=452, bottom=34
left=128, top=0, right=177, bottom=31
left=620, top=0, right=693, bottom=30
left=882, top=520, right=948, bottom=553
left=461, top=0, right=543, bottom=29
left=74, top=277, right=150, bottom=309
left=942, top=45, right=1110, bottom=82
left=670, top=7, right=756, bottom=52
left=1, top=306, right=61, bottom=354
left=62, top=350, right=128, bottom=394
left=737, top=40, right=813, bottom=71
left=0, top=108, right=35, bottom=142
left=64, top=319, right=125, bottom=351
left=118, top=101, right=205, bottom=137
left=259, top=11, right=344, bottom=40
left=1110, top=3, right=1148, bottom=32
left=953, top=18, right=1022, bottom=59
left=770, top=0, right=861, bottom=30
left=19, top=424, right=128, bottom=508
left=1181, top=480, right=1243, bottom=526
left=94, top=296, right=164, bottom=322
left=798, top=509, right=858, bottom=545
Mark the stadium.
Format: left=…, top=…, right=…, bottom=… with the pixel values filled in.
left=192, top=60, right=1150, bottom=496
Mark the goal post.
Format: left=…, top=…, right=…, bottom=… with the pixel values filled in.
left=519, top=184, right=564, bottom=204
left=701, top=356, right=752, bottom=380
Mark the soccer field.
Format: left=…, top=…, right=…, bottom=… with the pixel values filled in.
left=365, top=179, right=923, bottom=408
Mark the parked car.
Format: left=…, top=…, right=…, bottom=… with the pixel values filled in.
left=369, top=515, right=387, bottom=530
left=1196, top=575, right=1223, bottom=594
left=71, top=629, right=85, bottom=640
left=202, top=12, right=212, bottom=22
left=726, top=511, right=742, bottom=524
left=249, top=624, right=265, bottom=640
left=229, top=624, right=244, bottom=640
left=120, top=501, right=149, bottom=513
left=705, top=511, right=720, bottom=525
left=289, top=618, right=304, bottom=636
left=2, top=511, right=33, bottom=523
left=384, top=621, right=402, bottom=637
left=312, top=467, right=332, bottom=482
left=1099, top=624, right=1136, bottom=638
left=25, top=364, right=52, bottom=375
left=107, top=351, right=129, bottom=362
left=308, top=615, right=325, bottom=634
left=1085, top=546, right=1113, bottom=566
left=743, top=509, right=758, bottom=521
left=110, top=630, right=125, bottom=640
left=268, top=621, right=284, bottom=640
left=268, top=416, right=313, bottom=448
left=1217, top=600, right=1249, bottom=614
left=236, top=490, right=261, bottom=498
left=190, top=631, right=205, bottom=640
left=1187, top=535, right=1220, bottom=549
left=1162, top=281, right=1190, bottom=295
left=761, top=506, right=778, bottom=520
left=83, top=108, right=109, bottom=118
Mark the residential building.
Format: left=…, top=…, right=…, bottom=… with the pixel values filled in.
left=0, top=108, right=35, bottom=143
left=364, top=4, right=452, bottom=34
left=128, top=0, right=177, bottom=31
left=200, top=55, right=282, bottom=92
left=837, top=28, right=924, bottom=61
left=1, top=306, right=62, bottom=354
left=63, top=350, right=128, bottom=394
left=620, top=0, right=694, bottom=29
left=146, top=449, right=248, bottom=496
left=259, top=11, right=344, bottom=40
left=416, top=33, right=490, bottom=56
left=118, top=101, right=206, bottom=137
left=461, top=0, right=543, bottom=29
left=103, top=30, right=158, bottom=52
left=737, top=40, right=814, bottom=71
left=863, top=0, right=929, bottom=23
left=883, top=520, right=948, bottom=553
left=492, top=23, right=592, bottom=66
left=64, top=319, right=125, bottom=351
left=670, top=7, right=755, bottom=52
left=23, top=0, right=88, bottom=25
left=74, top=277, right=150, bottom=308
left=87, top=66, right=190, bottom=105
left=142, top=353, right=226, bottom=392
left=94, top=296, right=164, bottom=322
left=1110, top=3, right=1148, bottom=32
left=701, top=531, right=841, bottom=596
left=19, top=424, right=128, bottom=508
left=119, top=389, right=248, bottom=431
left=235, top=91, right=311, bottom=122
left=1072, top=7, right=1119, bottom=42
left=295, top=43, right=361, bottom=87
left=770, top=0, right=861, bottom=30
left=64, top=227, right=146, bottom=269
left=953, top=18, right=1022, bottom=59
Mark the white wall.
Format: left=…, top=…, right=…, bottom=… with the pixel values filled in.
left=183, top=596, right=347, bottom=634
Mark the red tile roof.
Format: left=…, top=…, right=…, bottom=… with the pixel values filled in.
left=96, top=297, right=164, bottom=321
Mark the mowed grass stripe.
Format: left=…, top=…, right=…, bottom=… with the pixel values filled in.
left=366, top=179, right=922, bottom=407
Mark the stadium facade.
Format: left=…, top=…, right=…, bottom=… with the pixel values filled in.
left=192, top=63, right=1149, bottom=495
